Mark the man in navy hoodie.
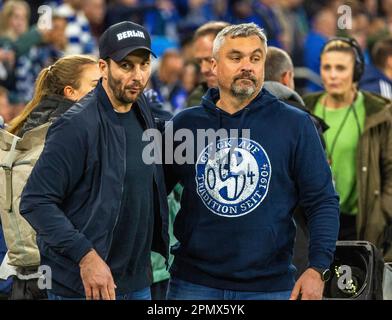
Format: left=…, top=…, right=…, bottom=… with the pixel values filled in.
left=164, top=23, right=339, bottom=300
left=360, top=37, right=392, bottom=99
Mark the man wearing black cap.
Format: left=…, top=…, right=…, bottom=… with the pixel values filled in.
left=19, top=21, right=169, bottom=300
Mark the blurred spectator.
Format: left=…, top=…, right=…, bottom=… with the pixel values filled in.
left=264, top=46, right=296, bottom=92
left=304, top=38, right=392, bottom=261
left=46, top=14, right=68, bottom=52
left=145, top=0, right=179, bottom=41
left=0, top=0, right=55, bottom=58
left=341, top=1, right=371, bottom=63
left=0, top=0, right=29, bottom=40
left=176, top=0, right=214, bottom=39
left=381, top=0, right=392, bottom=34
left=179, top=37, right=194, bottom=63
left=362, top=0, right=378, bottom=17
left=278, top=0, right=309, bottom=64
left=181, top=61, right=200, bottom=95
left=303, top=7, right=337, bottom=92
left=13, top=14, right=67, bottom=104
left=227, top=0, right=264, bottom=25
left=0, top=47, right=15, bottom=95
left=253, top=0, right=285, bottom=48
left=0, top=1, right=45, bottom=102
left=149, top=49, right=187, bottom=112
left=0, top=0, right=33, bottom=63
left=0, top=86, right=13, bottom=124
left=303, top=0, right=343, bottom=19
left=360, top=36, right=392, bottom=99
left=357, top=0, right=386, bottom=51
left=211, top=0, right=228, bottom=20
left=56, top=0, right=96, bottom=55
left=186, top=21, right=229, bottom=107
left=105, top=0, right=153, bottom=28
left=83, top=0, right=106, bottom=39
left=4, top=1, right=67, bottom=104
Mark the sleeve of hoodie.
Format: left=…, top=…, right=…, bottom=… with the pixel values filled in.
left=294, top=114, right=340, bottom=270
left=19, top=116, right=93, bottom=264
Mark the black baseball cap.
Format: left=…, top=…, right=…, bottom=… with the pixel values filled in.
left=99, top=21, right=156, bottom=61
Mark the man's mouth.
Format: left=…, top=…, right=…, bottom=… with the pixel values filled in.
left=126, top=87, right=142, bottom=93
left=235, top=78, right=256, bottom=84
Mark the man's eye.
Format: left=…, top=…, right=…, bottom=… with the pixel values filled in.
left=231, top=56, right=240, bottom=61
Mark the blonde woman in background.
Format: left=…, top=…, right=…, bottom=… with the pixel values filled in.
left=0, top=55, right=100, bottom=300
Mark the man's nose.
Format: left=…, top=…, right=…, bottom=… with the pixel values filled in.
left=201, top=59, right=212, bottom=75
left=133, top=65, right=143, bottom=80
left=329, top=68, right=337, bottom=79
left=240, top=58, right=253, bottom=72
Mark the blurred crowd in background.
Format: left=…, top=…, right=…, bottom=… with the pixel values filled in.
left=1, top=0, right=392, bottom=125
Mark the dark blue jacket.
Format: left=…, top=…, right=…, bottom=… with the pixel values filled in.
left=164, top=88, right=339, bottom=291
left=359, top=64, right=392, bottom=100
left=20, top=82, right=169, bottom=294
left=303, top=31, right=327, bottom=92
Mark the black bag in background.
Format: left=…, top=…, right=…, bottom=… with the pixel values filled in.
left=9, top=267, right=47, bottom=300
left=323, top=241, right=385, bottom=300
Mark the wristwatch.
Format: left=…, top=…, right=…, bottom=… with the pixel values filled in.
left=311, top=267, right=331, bottom=282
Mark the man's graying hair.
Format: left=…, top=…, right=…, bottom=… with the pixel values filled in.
left=212, top=23, right=268, bottom=59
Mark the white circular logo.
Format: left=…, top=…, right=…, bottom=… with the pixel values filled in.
left=195, top=138, right=271, bottom=217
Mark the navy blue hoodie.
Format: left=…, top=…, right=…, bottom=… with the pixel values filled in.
left=359, top=64, right=392, bottom=99
left=164, top=87, right=339, bottom=292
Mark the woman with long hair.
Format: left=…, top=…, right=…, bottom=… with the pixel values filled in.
left=7, top=54, right=100, bottom=136
left=0, top=54, right=100, bottom=300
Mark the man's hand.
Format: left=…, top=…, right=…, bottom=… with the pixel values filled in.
left=289, top=268, right=325, bottom=300
left=79, top=249, right=117, bottom=300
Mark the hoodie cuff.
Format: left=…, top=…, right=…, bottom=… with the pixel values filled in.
left=64, top=236, right=94, bottom=264
left=308, top=250, right=334, bottom=270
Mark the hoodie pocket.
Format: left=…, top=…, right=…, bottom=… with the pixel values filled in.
left=185, top=224, right=277, bottom=279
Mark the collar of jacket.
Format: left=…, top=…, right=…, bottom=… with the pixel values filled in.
left=304, top=90, right=392, bottom=131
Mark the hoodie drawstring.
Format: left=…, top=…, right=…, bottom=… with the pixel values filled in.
left=215, top=107, right=222, bottom=131
left=239, top=107, right=250, bottom=139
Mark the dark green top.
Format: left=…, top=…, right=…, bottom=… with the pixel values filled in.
left=0, top=27, right=42, bottom=58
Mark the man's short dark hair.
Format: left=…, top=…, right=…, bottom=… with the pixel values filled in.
left=371, top=37, right=392, bottom=70
left=193, top=21, right=230, bottom=41
left=264, top=47, right=293, bottom=82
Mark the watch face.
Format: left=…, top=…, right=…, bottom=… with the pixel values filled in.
left=322, top=269, right=331, bottom=282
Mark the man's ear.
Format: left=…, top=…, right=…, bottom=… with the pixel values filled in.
left=211, top=57, right=218, bottom=76
left=281, top=71, right=292, bottom=87
left=99, top=59, right=108, bottom=79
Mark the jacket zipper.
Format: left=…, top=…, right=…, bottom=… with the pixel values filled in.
left=139, top=104, right=169, bottom=261
left=104, top=128, right=126, bottom=260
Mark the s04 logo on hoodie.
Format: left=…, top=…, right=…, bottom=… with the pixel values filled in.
left=195, top=138, right=271, bottom=217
